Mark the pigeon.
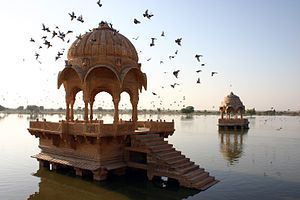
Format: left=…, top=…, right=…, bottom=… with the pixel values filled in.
left=77, top=15, right=84, bottom=23
left=197, top=78, right=201, bottom=84
left=30, top=38, right=35, bottom=42
left=152, top=92, right=157, bottom=95
left=170, top=83, right=179, bottom=88
left=196, top=70, right=202, bottom=73
left=143, top=9, right=154, bottom=19
left=68, top=12, right=76, bottom=20
left=35, top=52, right=40, bottom=60
left=175, top=38, right=182, bottom=46
left=42, top=23, right=50, bottom=32
left=150, top=38, right=157, bottom=47
left=161, top=31, right=165, bottom=37
left=195, top=54, right=203, bottom=62
left=211, top=71, right=218, bottom=76
left=173, top=70, right=180, bottom=78
left=134, top=18, right=141, bottom=24
left=132, top=36, right=139, bottom=40
left=97, top=0, right=102, bottom=7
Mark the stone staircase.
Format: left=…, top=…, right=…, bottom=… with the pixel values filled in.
left=131, top=134, right=219, bottom=190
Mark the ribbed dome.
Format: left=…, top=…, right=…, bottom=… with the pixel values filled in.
left=67, top=21, right=138, bottom=62
left=220, top=92, right=245, bottom=111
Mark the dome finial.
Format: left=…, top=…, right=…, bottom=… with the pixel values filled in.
left=98, top=21, right=111, bottom=29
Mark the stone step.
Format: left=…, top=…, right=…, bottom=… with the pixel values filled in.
left=149, top=143, right=173, bottom=151
left=194, top=176, right=216, bottom=190
left=183, top=168, right=205, bottom=179
left=179, top=164, right=199, bottom=174
left=151, top=145, right=175, bottom=153
left=157, top=150, right=181, bottom=158
left=145, top=140, right=167, bottom=146
left=196, top=179, right=219, bottom=191
left=164, top=154, right=185, bottom=163
left=176, top=161, right=195, bottom=169
left=167, top=157, right=190, bottom=165
left=190, top=172, right=209, bottom=183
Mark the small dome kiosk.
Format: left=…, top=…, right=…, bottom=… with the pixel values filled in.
left=218, top=92, right=249, bottom=130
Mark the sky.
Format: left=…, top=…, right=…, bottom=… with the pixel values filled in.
left=0, top=0, right=299, bottom=111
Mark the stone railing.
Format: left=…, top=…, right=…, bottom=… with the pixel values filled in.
left=30, top=121, right=62, bottom=132
left=29, top=120, right=136, bottom=137
left=137, top=120, right=175, bottom=133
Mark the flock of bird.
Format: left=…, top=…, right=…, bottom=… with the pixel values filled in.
left=25, top=0, right=220, bottom=110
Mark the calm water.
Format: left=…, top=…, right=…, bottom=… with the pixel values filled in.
left=1, top=113, right=300, bottom=200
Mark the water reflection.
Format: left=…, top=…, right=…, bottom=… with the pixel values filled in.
left=180, top=115, right=194, bottom=120
left=218, top=129, right=248, bottom=165
left=28, top=168, right=198, bottom=200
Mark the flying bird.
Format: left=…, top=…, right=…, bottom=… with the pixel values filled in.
left=150, top=38, right=157, bottom=47
left=97, top=0, right=102, bottom=7
left=35, top=52, right=40, bottom=60
left=30, top=38, right=35, bottom=42
left=152, top=92, right=157, bottom=96
left=173, top=70, right=180, bottom=78
left=134, top=18, right=141, bottom=24
left=175, top=50, right=178, bottom=55
left=196, top=70, right=202, bottom=73
left=175, top=38, right=182, bottom=46
left=77, top=15, right=84, bottom=23
left=211, top=71, right=218, bottom=76
left=170, top=83, right=179, bottom=88
left=160, top=61, right=164, bottom=64
left=42, top=23, right=50, bottom=32
left=68, top=12, right=76, bottom=20
left=169, top=55, right=175, bottom=60
left=196, top=78, right=201, bottom=84
left=132, top=36, right=139, bottom=40
left=143, top=9, right=154, bottom=19
left=52, top=30, right=57, bottom=38
left=195, top=54, right=203, bottom=62
left=161, top=31, right=165, bottom=37
left=146, top=58, right=151, bottom=61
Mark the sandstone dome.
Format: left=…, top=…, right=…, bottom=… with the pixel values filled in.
left=67, top=21, right=138, bottom=64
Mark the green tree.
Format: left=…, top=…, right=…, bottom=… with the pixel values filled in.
left=181, top=106, right=195, bottom=114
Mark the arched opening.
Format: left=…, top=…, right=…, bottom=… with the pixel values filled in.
left=73, top=91, right=85, bottom=120
left=119, top=91, right=132, bottom=121
left=93, top=91, right=114, bottom=123
left=84, top=66, right=121, bottom=122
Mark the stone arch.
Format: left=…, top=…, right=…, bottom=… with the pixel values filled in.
left=57, top=66, right=84, bottom=121
left=120, top=66, right=147, bottom=91
left=83, top=65, right=121, bottom=122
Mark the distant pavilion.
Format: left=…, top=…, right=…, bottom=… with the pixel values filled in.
left=218, top=92, right=249, bottom=130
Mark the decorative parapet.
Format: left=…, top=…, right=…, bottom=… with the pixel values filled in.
left=136, top=120, right=175, bottom=134
left=29, top=121, right=137, bottom=138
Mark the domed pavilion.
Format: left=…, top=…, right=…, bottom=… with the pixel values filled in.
left=58, top=21, right=146, bottom=123
left=218, top=92, right=249, bottom=130
left=28, top=22, right=218, bottom=191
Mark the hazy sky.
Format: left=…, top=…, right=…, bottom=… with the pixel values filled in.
left=0, top=0, right=299, bottom=111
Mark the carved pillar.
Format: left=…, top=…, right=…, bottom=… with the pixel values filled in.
left=90, top=100, right=94, bottom=121
left=70, top=100, right=75, bottom=121
left=113, top=95, right=120, bottom=124
left=84, top=101, right=89, bottom=122
left=66, top=102, right=70, bottom=121
left=130, top=95, right=139, bottom=123
left=221, top=109, right=224, bottom=119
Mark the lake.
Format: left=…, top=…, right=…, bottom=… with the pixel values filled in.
left=0, top=113, right=300, bottom=200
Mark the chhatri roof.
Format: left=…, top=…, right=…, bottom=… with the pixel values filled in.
left=220, top=92, right=245, bottom=111
left=67, top=21, right=138, bottom=67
